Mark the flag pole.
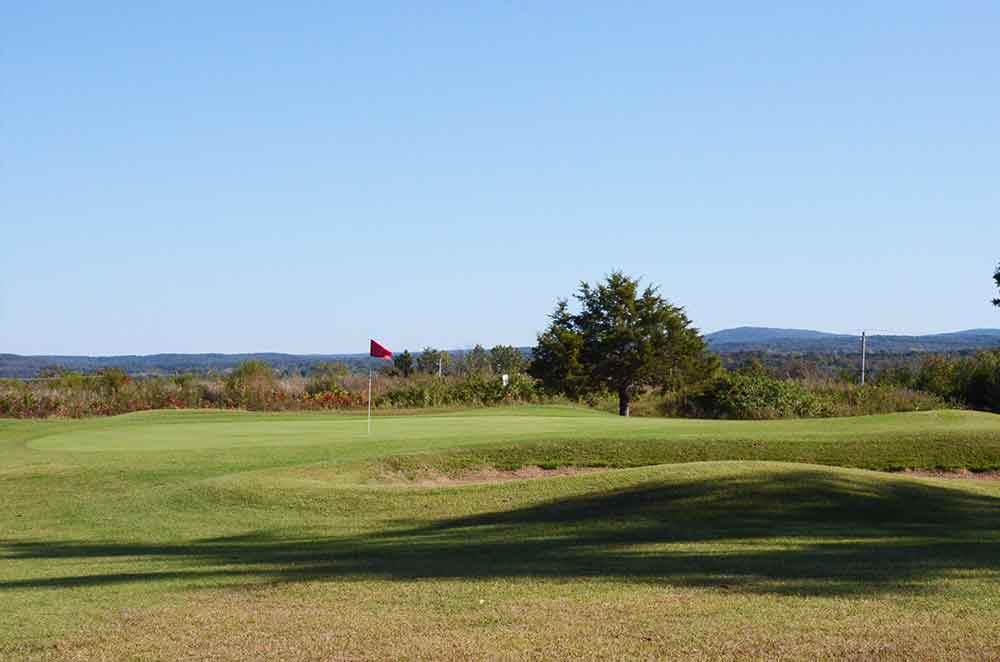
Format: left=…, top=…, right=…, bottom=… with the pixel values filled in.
left=367, top=340, right=392, bottom=435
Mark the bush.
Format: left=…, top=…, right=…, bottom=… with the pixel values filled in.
left=224, top=361, right=277, bottom=409
left=305, top=363, right=351, bottom=396
left=620, top=374, right=949, bottom=420
left=688, top=373, right=826, bottom=419
left=98, top=369, right=130, bottom=396
left=3, top=353, right=968, bottom=421
left=301, top=389, right=361, bottom=409
left=953, top=352, right=1000, bottom=412
left=376, top=373, right=540, bottom=409
left=878, top=351, right=1000, bottom=413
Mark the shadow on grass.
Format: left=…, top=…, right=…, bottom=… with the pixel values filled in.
left=3, top=469, right=999, bottom=597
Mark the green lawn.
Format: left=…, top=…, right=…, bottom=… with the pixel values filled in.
left=2, top=407, right=999, bottom=660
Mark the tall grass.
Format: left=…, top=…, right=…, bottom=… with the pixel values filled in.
left=0, top=365, right=544, bottom=419
left=3, top=354, right=979, bottom=421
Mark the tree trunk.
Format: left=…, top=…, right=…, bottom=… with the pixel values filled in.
left=618, top=390, right=630, bottom=417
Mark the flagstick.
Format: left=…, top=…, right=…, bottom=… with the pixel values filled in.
left=367, top=364, right=373, bottom=435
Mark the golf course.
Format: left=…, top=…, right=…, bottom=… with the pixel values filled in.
left=2, top=406, right=1000, bottom=660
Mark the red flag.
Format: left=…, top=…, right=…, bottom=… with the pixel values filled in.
left=370, top=339, right=393, bottom=360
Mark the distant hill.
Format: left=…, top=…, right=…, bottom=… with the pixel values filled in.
left=0, top=348, right=534, bottom=379
left=0, top=352, right=373, bottom=379
left=705, top=327, right=1000, bottom=354
left=706, top=327, right=851, bottom=344
left=4, top=329, right=1000, bottom=378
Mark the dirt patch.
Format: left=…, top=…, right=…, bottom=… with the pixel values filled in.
left=0, top=463, right=72, bottom=480
left=373, top=464, right=608, bottom=486
left=900, top=469, right=1000, bottom=481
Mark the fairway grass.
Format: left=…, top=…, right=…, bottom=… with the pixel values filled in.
left=2, top=407, right=1000, bottom=660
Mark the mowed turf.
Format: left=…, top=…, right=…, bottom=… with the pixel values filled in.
left=2, top=407, right=1000, bottom=661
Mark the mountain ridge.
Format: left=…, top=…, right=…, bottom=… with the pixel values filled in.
left=704, top=327, right=1000, bottom=353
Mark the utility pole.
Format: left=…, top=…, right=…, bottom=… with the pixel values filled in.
left=860, top=331, right=867, bottom=386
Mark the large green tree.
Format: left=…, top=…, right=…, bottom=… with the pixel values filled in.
left=530, top=271, right=718, bottom=416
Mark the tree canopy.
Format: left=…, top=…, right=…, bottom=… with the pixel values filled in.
left=490, top=345, right=527, bottom=375
left=393, top=350, right=414, bottom=377
left=417, top=347, right=451, bottom=375
left=530, top=271, right=719, bottom=416
left=463, top=345, right=491, bottom=376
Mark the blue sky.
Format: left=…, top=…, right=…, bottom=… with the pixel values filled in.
left=3, top=2, right=998, bottom=355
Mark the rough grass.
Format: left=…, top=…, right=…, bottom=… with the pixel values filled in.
left=1, top=407, right=999, bottom=660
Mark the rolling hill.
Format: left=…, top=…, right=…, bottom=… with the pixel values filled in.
left=704, top=327, right=1000, bottom=354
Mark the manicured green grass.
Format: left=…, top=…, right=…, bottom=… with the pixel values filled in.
left=2, top=407, right=999, bottom=660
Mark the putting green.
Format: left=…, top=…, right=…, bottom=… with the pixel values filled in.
left=27, top=410, right=632, bottom=452
left=24, top=407, right=1000, bottom=455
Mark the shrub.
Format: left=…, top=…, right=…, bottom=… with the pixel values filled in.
left=224, top=361, right=277, bottom=409
left=953, top=351, right=1000, bottom=412
left=687, top=373, right=825, bottom=419
left=198, top=381, right=225, bottom=407
left=1, top=357, right=962, bottom=421
left=621, top=375, right=949, bottom=420
left=376, top=373, right=540, bottom=409
left=878, top=351, right=1000, bottom=413
left=306, top=363, right=351, bottom=396
left=804, top=381, right=946, bottom=417
left=301, top=389, right=361, bottom=409
left=98, top=369, right=131, bottom=396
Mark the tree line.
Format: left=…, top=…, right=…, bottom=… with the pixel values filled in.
left=387, top=345, right=527, bottom=378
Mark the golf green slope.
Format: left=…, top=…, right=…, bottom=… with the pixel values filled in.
left=17, top=406, right=1000, bottom=470
left=2, top=407, right=999, bottom=660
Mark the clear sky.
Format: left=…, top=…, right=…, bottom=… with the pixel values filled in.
left=3, top=2, right=999, bottom=356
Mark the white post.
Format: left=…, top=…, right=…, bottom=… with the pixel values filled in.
left=367, top=367, right=373, bottom=434
left=861, top=331, right=867, bottom=386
